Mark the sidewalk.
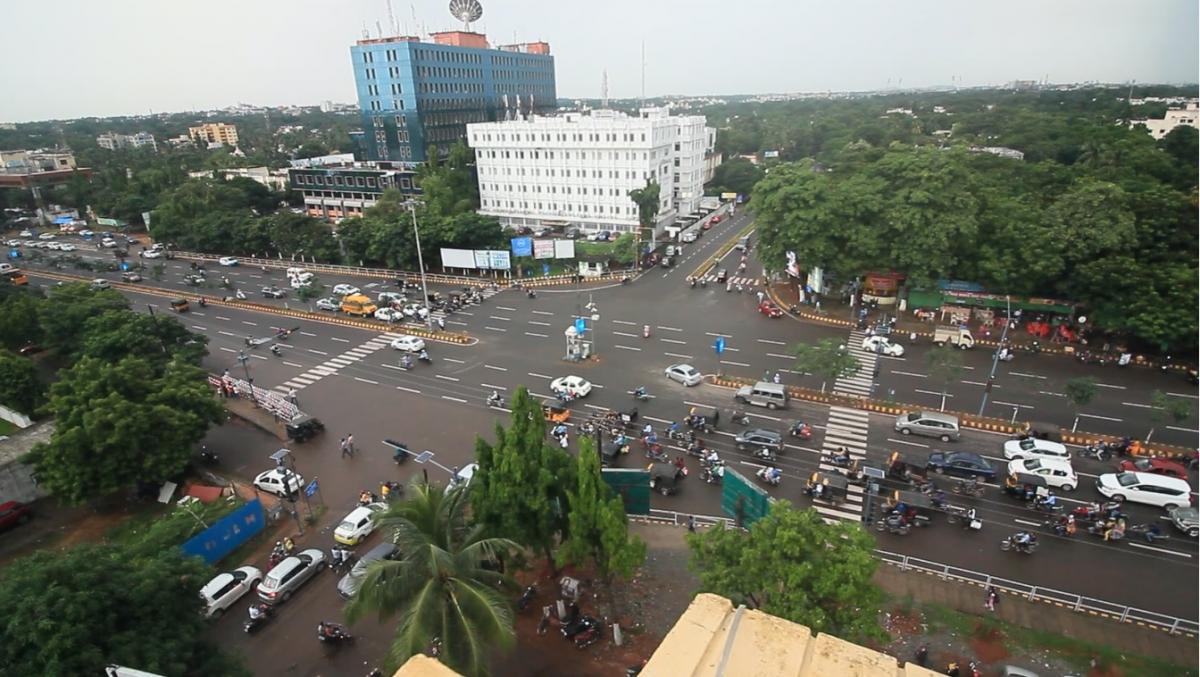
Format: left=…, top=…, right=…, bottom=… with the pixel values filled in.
left=629, top=521, right=1195, bottom=667
left=221, top=393, right=288, bottom=441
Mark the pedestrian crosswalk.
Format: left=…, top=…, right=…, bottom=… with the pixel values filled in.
left=832, top=328, right=878, bottom=398
left=813, top=405, right=870, bottom=523
left=273, top=332, right=402, bottom=392
left=698, top=274, right=758, bottom=288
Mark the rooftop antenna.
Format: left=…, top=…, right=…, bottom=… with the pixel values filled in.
left=602, top=69, right=609, bottom=108
left=640, top=41, right=645, bottom=106
left=376, top=20, right=383, bottom=38
left=449, top=0, right=483, bottom=32
left=387, top=0, right=398, bottom=35
left=361, top=22, right=370, bottom=39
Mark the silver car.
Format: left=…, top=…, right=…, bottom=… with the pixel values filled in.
left=337, top=543, right=399, bottom=599
left=664, top=363, right=703, bottom=387
left=257, top=548, right=326, bottom=604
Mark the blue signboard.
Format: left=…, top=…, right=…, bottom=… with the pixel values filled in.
left=714, top=337, right=726, bottom=355
left=180, top=499, right=266, bottom=565
left=120, top=262, right=129, bottom=271
left=53, top=215, right=73, bottom=224
left=511, top=237, right=532, bottom=257
left=574, top=317, right=587, bottom=333
left=304, top=478, right=319, bottom=497
left=542, top=262, right=551, bottom=276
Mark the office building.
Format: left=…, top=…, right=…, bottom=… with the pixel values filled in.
left=96, top=132, right=158, bottom=152
left=350, top=30, right=555, bottom=164
left=467, top=107, right=715, bottom=235
left=0, top=149, right=90, bottom=188
left=287, top=162, right=420, bottom=220
left=1132, top=102, right=1199, bottom=139
left=188, top=122, right=239, bottom=147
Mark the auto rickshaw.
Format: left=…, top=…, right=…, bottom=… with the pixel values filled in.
left=804, top=471, right=849, bottom=506
left=648, top=462, right=681, bottom=496
left=600, top=438, right=629, bottom=467
left=543, top=401, right=571, bottom=424
left=169, top=298, right=190, bottom=313
left=286, top=414, right=325, bottom=443
left=880, top=489, right=938, bottom=529
left=1003, top=471, right=1049, bottom=502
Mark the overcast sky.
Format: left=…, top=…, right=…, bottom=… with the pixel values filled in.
left=2, top=0, right=1196, bottom=122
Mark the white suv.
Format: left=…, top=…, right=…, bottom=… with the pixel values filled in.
left=1096, top=472, right=1192, bottom=510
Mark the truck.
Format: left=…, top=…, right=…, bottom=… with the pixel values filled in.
left=933, top=326, right=975, bottom=349
left=340, top=293, right=378, bottom=317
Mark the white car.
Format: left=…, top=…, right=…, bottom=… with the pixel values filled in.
left=5, top=239, right=21, bottom=247
left=447, top=463, right=478, bottom=493
left=333, top=502, right=387, bottom=545
left=140, top=249, right=162, bottom=258
left=377, top=291, right=406, bottom=304
left=218, top=256, right=239, bottom=266
left=1007, top=458, right=1078, bottom=492
left=253, top=468, right=305, bottom=496
left=1096, top=472, right=1192, bottom=510
left=79, top=229, right=94, bottom=237
left=375, top=307, right=404, bottom=322
left=100, top=238, right=117, bottom=248
left=315, top=297, right=340, bottom=311
left=681, top=231, right=698, bottom=243
left=18, top=230, right=32, bottom=237
left=1003, top=438, right=1070, bottom=462
left=44, top=242, right=62, bottom=250
left=58, top=243, right=77, bottom=252
left=550, top=375, right=593, bottom=398
left=664, top=363, right=703, bottom=387
left=861, top=335, right=905, bottom=357
left=200, top=566, right=263, bottom=618
left=332, top=284, right=360, bottom=296
left=390, top=335, right=426, bottom=352
left=38, top=233, right=56, bottom=240
left=90, top=279, right=111, bottom=290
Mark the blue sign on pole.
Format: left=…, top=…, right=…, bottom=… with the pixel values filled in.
left=304, top=478, right=319, bottom=497
left=575, top=317, right=586, bottom=333
left=120, top=262, right=129, bottom=271
left=714, top=337, right=726, bottom=355
left=511, top=237, right=533, bottom=257
left=542, top=262, right=551, bottom=276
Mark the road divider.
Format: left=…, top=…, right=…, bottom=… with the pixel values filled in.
left=689, top=220, right=758, bottom=282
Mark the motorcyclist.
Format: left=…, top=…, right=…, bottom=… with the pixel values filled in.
left=401, top=354, right=413, bottom=369
left=1144, top=523, right=1164, bottom=543
left=667, top=421, right=680, bottom=437
left=832, top=446, right=851, bottom=466
left=270, top=344, right=281, bottom=356
left=704, top=449, right=720, bottom=467
left=1036, top=492, right=1058, bottom=510
left=198, top=297, right=208, bottom=307
left=1013, top=531, right=1035, bottom=552
left=767, top=466, right=782, bottom=483
left=634, top=386, right=647, bottom=400
left=487, top=390, right=501, bottom=407
left=418, top=349, right=430, bottom=361
left=317, top=621, right=342, bottom=640
left=643, top=324, right=650, bottom=338
left=248, top=603, right=265, bottom=621
left=282, top=537, right=295, bottom=553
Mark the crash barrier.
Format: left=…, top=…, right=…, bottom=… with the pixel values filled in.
left=707, top=374, right=1195, bottom=461
left=630, top=508, right=1199, bottom=638
left=207, top=375, right=300, bottom=421
left=518, top=269, right=634, bottom=289
left=180, top=499, right=266, bottom=565
left=23, top=269, right=477, bottom=346
left=689, top=220, right=758, bottom=282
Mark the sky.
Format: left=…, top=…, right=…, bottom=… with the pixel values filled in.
left=1, top=0, right=1196, bottom=122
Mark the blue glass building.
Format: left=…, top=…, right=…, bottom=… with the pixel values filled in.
left=350, top=31, right=556, bottom=164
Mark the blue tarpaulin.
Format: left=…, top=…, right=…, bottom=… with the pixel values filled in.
left=180, top=499, right=266, bottom=565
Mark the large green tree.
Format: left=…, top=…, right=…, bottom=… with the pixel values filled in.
left=29, top=356, right=223, bottom=503
left=790, top=338, right=860, bottom=393
left=687, top=501, right=882, bottom=640
left=556, top=437, right=646, bottom=586
left=0, top=350, right=43, bottom=415
left=37, top=284, right=131, bottom=357
left=346, top=481, right=517, bottom=676
left=79, top=309, right=208, bottom=367
left=707, top=158, right=765, bottom=196
left=471, top=386, right=575, bottom=568
left=0, top=291, right=43, bottom=351
left=417, top=140, right=480, bottom=218
left=0, top=543, right=248, bottom=677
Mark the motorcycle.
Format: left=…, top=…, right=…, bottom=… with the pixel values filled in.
left=876, top=512, right=911, bottom=535
left=632, top=390, right=650, bottom=402
left=701, top=463, right=724, bottom=485
left=730, top=411, right=751, bottom=426
left=574, top=617, right=602, bottom=649
left=198, top=446, right=219, bottom=465
left=645, top=445, right=669, bottom=463
left=953, top=478, right=984, bottom=497
left=317, top=623, right=354, bottom=645
left=755, top=466, right=782, bottom=486
left=243, top=604, right=274, bottom=633
left=788, top=422, right=812, bottom=440
left=1028, top=498, right=1062, bottom=515
left=270, top=345, right=281, bottom=357
left=1081, top=443, right=1109, bottom=461
left=1000, top=534, right=1038, bottom=553
left=1128, top=523, right=1170, bottom=542
left=753, top=447, right=777, bottom=463
left=398, top=358, right=413, bottom=371
left=235, top=289, right=247, bottom=300
left=516, top=584, right=537, bottom=612
left=417, top=353, right=432, bottom=364
left=667, top=427, right=694, bottom=445
left=820, top=454, right=852, bottom=468
left=685, top=415, right=713, bottom=434
left=486, top=394, right=504, bottom=408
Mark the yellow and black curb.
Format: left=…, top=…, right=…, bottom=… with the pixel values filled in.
left=707, top=374, right=1194, bottom=460
left=25, top=270, right=477, bottom=346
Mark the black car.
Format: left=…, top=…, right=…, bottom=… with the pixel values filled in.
left=926, top=451, right=995, bottom=480
left=715, top=268, right=728, bottom=283
left=735, top=428, right=783, bottom=451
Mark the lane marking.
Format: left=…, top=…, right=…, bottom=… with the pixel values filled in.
left=525, top=332, right=549, bottom=338
left=915, top=389, right=951, bottom=398
left=218, top=347, right=237, bottom=354
left=307, top=349, right=329, bottom=356
left=488, top=315, right=511, bottom=321
left=993, top=400, right=1034, bottom=409
left=495, top=306, right=516, bottom=311
left=191, top=325, right=207, bottom=331
left=215, top=315, right=231, bottom=321
left=1127, top=542, right=1192, bottom=558
left=435, top=375, right=460, bottom=382
left=485, top=364, right=507, bottom=371
left=756, top=339, right=786, bottom=346
left=1167, top=425, right=1200, bottom=433
left=1167, top=392, right=1198, bottom=399
left=529, top=320, right=551, bottom=327
left=299, top=331, right=316, bottom=337
left=705, top=332, right=732, bottom=338
left=1095, top=383, right=1126, bottom=390
left=657, top=326, right=682, bottom=332
left=615, top=344, right=642, bottom=352
left=441, top=395, right=467, bottom=403
left=1122, top=402, right=1154, bottom=409
left=892, top=370, right=927, bottom=378
left=217, top=330, right=238, bottom=337
left=1010, top=372, right=1046, bottom=379
left=241, top=321, right=257, bottom=326
left=660, top=338, right=687, bottom=345
left=481, top=383, right=507, bottom=391
left=1078, top=413, right=1122, bottom=422
left=664, top=352, right=694, bottom=359
left=612, top=320, right=637, bottom=326
left=443, top=357, right=465, bottom=364
left=532, top=310, right=555, bottom=316
left=962, top=380, right=990, bottom=387
left=250, top=354, right=267, bottom=361
left=396, top=386, right=421, bottom=394
left=1013, top=518, right=1042, bottom=528
left=767, top=353, right=792, bottom=360
left=354, top=377, right=379, bottom=385
left=1039, top=391, right=1064, bottom=397
left=614, top=331, right=637, bottom=337
left=529, top=372, right=551, bottom=379
left=331, top=337, right=350, bottom=343
left=485, top=326, right=508, bottom=332
left=720, top=360, right=750, bottom=367
left=282, top=361, right=303, bottom=368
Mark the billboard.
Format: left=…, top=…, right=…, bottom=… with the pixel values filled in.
left=763, top=150, right=780, bottom=158
left=473, top=250, right=491, bottom=269
left=440, top=248, right=476, bottom=269
left=180, top=499, right=267, bottom=565
left=533, top=239, right=555, bottom=259
left=720, top=192, right=738, bottom=202
left=554, top=239, right=576, bottom=260
left=511, top=237, right=532, bottom=257
left=488, top=250, right=511, bottom=270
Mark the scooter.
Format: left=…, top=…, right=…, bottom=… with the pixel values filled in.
left=487, top=394, right=504, bottom=408
left=317, top=623, right=355, bottom=645
left=632, top=390, right=650, bottom=402
left=788, top=422, right=812, bottom=440
left=753, top=447, right=777, bottom=463
left=516, top=584, right=537, bottom=612
left=243, top=604, right=274, bottom=633
left=270, top=345, right=281, bottom=357
left=1000, top=534, right=1038, bottom=553
left=730, top=411, right=751, bottom=426
left=417, top=353, right=433, bottom=364
left=756, top=466, right=782, bottom=486
left=199, top=446, right=219, bottom=465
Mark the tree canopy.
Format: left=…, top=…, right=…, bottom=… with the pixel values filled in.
left=686, top=501, right=882, bottom=640
left=556, top=437, right=646, bottom=583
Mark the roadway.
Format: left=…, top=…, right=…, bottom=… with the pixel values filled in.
left=11, top=219, right=1199, bottom=672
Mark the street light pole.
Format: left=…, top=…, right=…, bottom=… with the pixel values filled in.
left=407, top=201, right=434, bottom=330
left=236, top=350, right=258, bottom=406
left=978, top=295, right=1012, bottom=416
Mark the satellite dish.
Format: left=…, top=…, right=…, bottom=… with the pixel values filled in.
left=448, top=0, right=483, bottom=30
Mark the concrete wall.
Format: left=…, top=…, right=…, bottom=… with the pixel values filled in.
left=0, top=404, right=32, bottom=429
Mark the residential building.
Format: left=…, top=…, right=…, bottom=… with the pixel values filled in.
left=970, top=146, right=1025, bottom=161
left=287, top=162, right=420, bottom=220
left=0, top=149, right=90, bottom=188
left=289, top=153, right=356, bottom=169
left=188, top=166, right=288, bottom=191
left=467, top=107, right=715, bottom=236
left=96, top=132, right=158, bottom=151
left=188, top=122, right=239, bottom=147
left=1132, top=102, right=1199, bottom=139
left=350, top=30, right=556, bottom=164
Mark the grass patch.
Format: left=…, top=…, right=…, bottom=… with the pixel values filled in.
left=0, top=419, right=15, bottom=436
left=918, top=602, right=1195, bottom=677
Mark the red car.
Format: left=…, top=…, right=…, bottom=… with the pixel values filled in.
left=701, top=221, right=713, bottom=231
left=1117, top=457, right=1189, bottom=480
left=711, top=215, right=723, bottom=225
left=758, top=301, right=783, bottom=318
left=0, top=501, right=32, bottom=533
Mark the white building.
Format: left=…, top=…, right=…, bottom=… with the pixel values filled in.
left=96, top=132, right=157, bottom=151
left=1132, top=102, right=1199, bottom=140
left=467, top=107, right=714, bottom=236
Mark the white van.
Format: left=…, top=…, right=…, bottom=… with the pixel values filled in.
left=734, top=381, right=788, bottom=410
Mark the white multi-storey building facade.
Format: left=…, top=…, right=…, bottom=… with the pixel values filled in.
left=467, top=107, right=714, bottom=235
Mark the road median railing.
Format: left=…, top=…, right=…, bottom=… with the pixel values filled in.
left=25, top=269, right=477, bottom=346
left=689, top=220, right=758, bottom=282
left=706, top=373, right=1195, bottom=461
left=628, top=508, right=1197, bottom=638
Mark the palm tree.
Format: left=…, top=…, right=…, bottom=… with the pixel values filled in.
left=346, top=481, right=518, bottom=676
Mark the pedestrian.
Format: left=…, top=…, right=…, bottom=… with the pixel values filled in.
left=756, top=290, right=764, bottom=304
left=914, top=644, right=928, bottom=667
left=985, top=585, right=998, bottom=612
left=340, top=437, right=350, bottom=458
left=346, top=433, right=356, bottom=456
left=772, top=372, right=781, bottom=385
left=380, top=482, right=390, bottom=502
left=687, top=515, right=696, bottom=533
left=559, top=433, right=568, bottom=449
left=288, top=388, right=298, bottom=405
